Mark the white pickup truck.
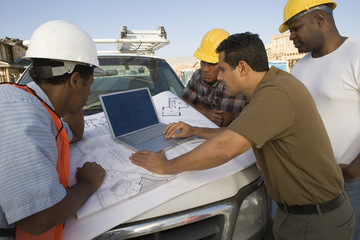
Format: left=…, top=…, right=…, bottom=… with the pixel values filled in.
left=18, top=26, right=272, bottom=240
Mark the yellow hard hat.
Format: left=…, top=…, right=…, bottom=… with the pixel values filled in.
left=279, top=0, right=337, bottom=33
left=193, top=28, right=230, bottom=64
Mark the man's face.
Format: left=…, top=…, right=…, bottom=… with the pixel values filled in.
left=69, top=73, right=94, bottom=113
left=288, top=14, right=322, bottom=53
left=217, top=51, right=240, bottom=96
left=200, top=61, right=219, bottom=83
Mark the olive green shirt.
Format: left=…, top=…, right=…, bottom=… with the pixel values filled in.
left=228, top=67, right=343, bottom=205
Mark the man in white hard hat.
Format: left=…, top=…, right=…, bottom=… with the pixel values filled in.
left=0, top=20, right=105, bottom=239
left=180, top=28, right=246, bottom=127
left=280, top=1, right=360, bottom=239
left=130, top=32, right=354, bottom=240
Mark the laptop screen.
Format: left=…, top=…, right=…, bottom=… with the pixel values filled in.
left=101, top=88, right=159, bottom=137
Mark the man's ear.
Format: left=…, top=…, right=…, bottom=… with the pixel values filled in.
left=68, top=72, right=82, bottom=90
left=313, top=12, right=326, bottom=28
left=237, top=60, right=249, bottom=76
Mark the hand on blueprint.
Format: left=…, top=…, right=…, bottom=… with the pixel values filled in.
left=76, top=162, right=106, bottom=191
left=130, top=150, right=170, bottom=174
left=163, top=121, right=194, bottom=139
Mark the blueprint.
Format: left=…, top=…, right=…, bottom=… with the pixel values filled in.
left=162, top=97, right=189, bottom=116
left=70, top=128, right=205, bottom=219
left=69, top=92, right=210, bottom=219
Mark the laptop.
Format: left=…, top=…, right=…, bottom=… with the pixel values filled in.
left=99, top=88, right=191, bottom=152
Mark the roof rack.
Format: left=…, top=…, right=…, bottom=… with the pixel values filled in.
left=94, top=26, right=169, bottom=55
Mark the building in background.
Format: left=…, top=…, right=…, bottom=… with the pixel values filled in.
left=265, top=32, right=306, bottom=72
left=0, top=38, right=29, bottom=83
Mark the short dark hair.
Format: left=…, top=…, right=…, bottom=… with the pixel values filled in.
left=30, top=58, right=93, bottom=85
left=216, top=32, right=269, bottom=72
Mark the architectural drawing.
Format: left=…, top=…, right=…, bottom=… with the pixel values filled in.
left=96, top=170, right=170, bottom=208
left=162, top=97, right=189, bottom=116
left=71, top=123, right=175, bottom=219
left=70, top=92, right=215, bottom=219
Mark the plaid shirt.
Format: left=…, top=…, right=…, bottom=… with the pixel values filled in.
left=180, top=69, right=246, bottom=113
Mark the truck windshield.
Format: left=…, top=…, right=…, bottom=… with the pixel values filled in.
left=84, top=56, right=184, bottom=115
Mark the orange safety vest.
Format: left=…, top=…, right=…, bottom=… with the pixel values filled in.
left=6, top=84, right=69, bottom=240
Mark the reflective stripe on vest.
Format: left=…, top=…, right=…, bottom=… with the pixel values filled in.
left=5, top=84, right=69, bottom=240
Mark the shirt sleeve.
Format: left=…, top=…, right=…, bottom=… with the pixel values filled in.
left=219, top=94, right=246, bottom=113
left=180, top=71, right=199, bottom=104
left=0, top=97, right=66, bottom=225
left=228, top=83, right=294, bottom=147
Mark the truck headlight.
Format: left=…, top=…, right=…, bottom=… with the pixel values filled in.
left=232, top=186, right=268, bottom=239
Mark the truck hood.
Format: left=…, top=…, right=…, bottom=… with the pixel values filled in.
left=127, top=163, right=259, bottom=222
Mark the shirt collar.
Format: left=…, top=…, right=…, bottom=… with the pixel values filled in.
left=27, top=82, right=55, bottom=110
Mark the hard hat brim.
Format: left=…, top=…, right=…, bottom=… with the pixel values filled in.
left=279, top=1, right=337, bottom=33
left=193, top=50, right=218, bottom=64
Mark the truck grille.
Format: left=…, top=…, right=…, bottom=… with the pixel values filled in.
left=94, top=177, right=269, bottom=240
left=128, top=215, right=224, bottom=240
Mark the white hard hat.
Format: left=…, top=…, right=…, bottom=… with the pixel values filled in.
left=25, top=20, right=105, bottom=75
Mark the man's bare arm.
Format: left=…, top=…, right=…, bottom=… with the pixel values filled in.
left=163, top=121, right=224, bottom=140
left=340, top=152, right=360, bottom=181
left=131, top=129, right=253, bottom=174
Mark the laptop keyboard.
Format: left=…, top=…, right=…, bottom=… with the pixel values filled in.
left=123, top=124, right=166, bottom=145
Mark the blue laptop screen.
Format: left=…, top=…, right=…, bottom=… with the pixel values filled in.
left=101, top=89, right=159, bottom=136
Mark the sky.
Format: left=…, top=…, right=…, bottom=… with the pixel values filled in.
left=2, top=0, right=360, bottom=59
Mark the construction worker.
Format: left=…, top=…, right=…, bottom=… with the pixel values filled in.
left=0, top=20, right=106, bottom=239
left=180, top=28, right=246, bottom=127
left=130, top=32, right=355, bottom=240
left=280, top=0, right=360, bottom=239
